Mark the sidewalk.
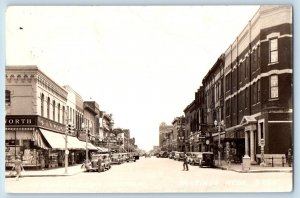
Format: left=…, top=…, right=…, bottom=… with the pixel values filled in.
left=215, top=160, right=293, bottom=173
left=5, top=164, right=86, bottom=178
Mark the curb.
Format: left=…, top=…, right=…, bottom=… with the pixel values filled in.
left=215, top=166, right=293, bottom=173
left=5, top=170, right=85, bottom=178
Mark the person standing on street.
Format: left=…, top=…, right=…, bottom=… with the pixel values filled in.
left=183, top=152, right=189, bottom=171
left=14, top=156, right=24, bottom=181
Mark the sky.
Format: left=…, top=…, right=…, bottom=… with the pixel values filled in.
left=6, top=6, right=260, bottom=151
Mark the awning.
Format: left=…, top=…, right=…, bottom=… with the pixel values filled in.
left=97, top=147, right=109, bottom=152
left=79, top=141, right=98, bottom=150
left=39, top=129, right=85, bottom=150
left=33, top=130, right=49, bottom=150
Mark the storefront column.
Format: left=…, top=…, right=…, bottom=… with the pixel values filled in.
left=244, top=131, right=249, bottom=157
left=250, top=129, right=255, bottom=164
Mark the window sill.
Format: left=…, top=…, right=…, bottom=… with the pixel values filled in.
left=269, top=98, right=279, bottom=101
left=268, top=61, right=279, bottom=66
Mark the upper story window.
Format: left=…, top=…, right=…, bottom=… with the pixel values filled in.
left=41, top=94, right=44, bottom=117
left=270, top=75, right=279, bottom=99
left=62, top=106, right=65, bottom=124
left=57, top=103, right=60, bottom=123
left=257, top=80, right=261, bottom=102
left=53, top=100, right=56, bottom=121
left=47, top=97, right=50, bottom=119
left=5, top=90, right=11, bottom=105
left=270, top=38, right=278, bottom=63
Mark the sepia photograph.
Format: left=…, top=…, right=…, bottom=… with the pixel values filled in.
left=4, top=5, right=293, bottom=193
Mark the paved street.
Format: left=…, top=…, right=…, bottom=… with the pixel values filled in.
left=5, top=157, right=292, bottom=193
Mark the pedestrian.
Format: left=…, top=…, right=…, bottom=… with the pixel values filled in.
left=40, top=155, right=45, bottom=170
left=14, top=156, right=24, bottom=181
left=183, top=152, right=189, bottom=171
left=97, top=157, right=103, bottom=172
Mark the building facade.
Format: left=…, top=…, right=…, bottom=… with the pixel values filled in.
left=5, top=66, right=86, bottom=169
left=223, top=5, right=292, bottom=165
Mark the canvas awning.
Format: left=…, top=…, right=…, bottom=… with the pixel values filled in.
left=39, top=128, right=85, bottom=150
left=79, top=141, right=98, bottom=150
left=32, top=130, right=49, bottom=150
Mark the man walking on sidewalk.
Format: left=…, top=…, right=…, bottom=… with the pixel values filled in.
left=183, top=152, right=189, bottom=171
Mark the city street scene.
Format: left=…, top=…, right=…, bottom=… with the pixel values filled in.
left=4, top=5, right=293, bottom=193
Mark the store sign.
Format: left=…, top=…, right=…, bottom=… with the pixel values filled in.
left=37, top=116, right=65, bottom=133
left=5, top=115, right=37, bottom=131
left=5, top=115, right=37, bottom=126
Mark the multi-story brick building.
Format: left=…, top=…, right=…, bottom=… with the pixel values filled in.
left=5, top=66, right=86, bottom=169
left=181, top=5, right=292, bottom=166
left=223, top=5, right=292, bottom=164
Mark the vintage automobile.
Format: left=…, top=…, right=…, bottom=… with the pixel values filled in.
left=101, top=154, right=111, bottom=170
left=188, top=152, right=203, bottom=165
left=110, top=153, right=122, bottom=165
left=169, top=151, right=176, bottom=159
left=133, top=153, right=140, bottom=160
left=84, top=154, right=106, bottom=172
left=173, top=152, right=182, bottom=161
left=199, top=152, right=215, bottom=168
left=178, top=152, right=186, bottom=161
left=127, top=153, right=136, bottom=162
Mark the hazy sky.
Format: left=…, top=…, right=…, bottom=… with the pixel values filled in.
left=6, top=6, right=259, bottom=151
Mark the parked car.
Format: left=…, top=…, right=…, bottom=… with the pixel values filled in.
left=161, top=151, right=169, bottom=158
left=188, top=152, right=203, bottom=165
left=110, top=153, right=122, bottom=165
left=133, top=153, right=140, bottom=160
left=84, top=154, right=106, bottom=172
left=168, top=151, right=176, bottom=159
left=128, top=153, right=136, bottom=162
left=120, top=153, right=129, bottom=162
left=178, top=152, right=185, bottom=161
left=174, top=152, right=182, bottom=161
left=199, top=152, right=215, bottom=168
left=101, top=154, right=111, bottom=170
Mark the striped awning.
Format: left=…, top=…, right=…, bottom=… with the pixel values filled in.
left=33, top=130, right=49, bottom=150
left=39, top=128, right=85, bottom=150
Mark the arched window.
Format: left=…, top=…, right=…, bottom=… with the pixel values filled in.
left=47, top=97, right=50, bottom=118
left=58, top=103, right=60, bottom=123
left=5, top=90, right=11, bottom=105
left=53, top=100, right=56, bottom=121
left=62, top=106, right=65, bottom=124
left=41, top=93, right=44, bottom=117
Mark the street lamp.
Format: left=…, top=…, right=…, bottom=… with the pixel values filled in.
left=81, top=123, right=88, bottom=165
left=64, top=122, right=71, bottom=174
left=178, top=136, right=185, bottom=152
left=190, top=132, right=194, bottom=152
left=214, top=119, right=224, bottom=166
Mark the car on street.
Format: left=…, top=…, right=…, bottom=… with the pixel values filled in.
left=100, top=154, right=111, bottom=170
left=178, top=152, right=185, bottom=161
left=174, top=152, right=182, bottom=161
left=110, top=153, right=122, bottom=165
left=84, top=154, right=106, bottom=172
left=127, top=153, right=136, bottom=162
left=169, top=151, right=176, bottom=159
left=188, top=152, right=203, bottom=165
left=133, top=153, right=140, bottom=160
left=199, top=152, right=215, bottom=168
